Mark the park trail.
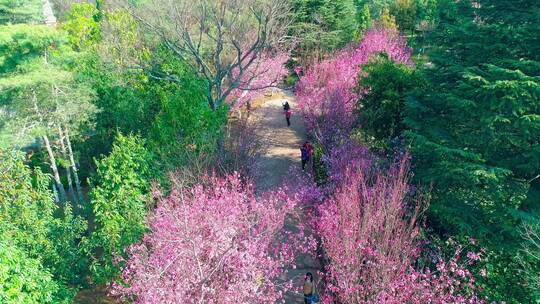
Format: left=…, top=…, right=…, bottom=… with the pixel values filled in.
left=74, top=90, right=320, bottom=304
left=251, top=90, right=322, bottom=303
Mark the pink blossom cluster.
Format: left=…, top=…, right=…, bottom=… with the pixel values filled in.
left=295, top=27, right=412, bottom=148
left=228, top=52, right=289, bottom=110
left=323, top=140, right=372, bottom=185
left=315, top=159, right=484, bottom=303
left=115, top=173, right=310, bottom=303
left=285, top=166, right=324, bottom=206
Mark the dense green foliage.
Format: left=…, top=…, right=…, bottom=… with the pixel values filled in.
left=0, top=240, right=57, bottom=303
left=0, top=150, right=87, bottom=303
left=356, top=55, right=423, bottom=149
left=0, top=0, right=43, bottom=25
left=61, top=2, right=100, bottom=51
left=290, top=0, right=359, bottom=59
left=87, top=133, right=152, bottom=283
left=404, top=0, right=539, bottom=301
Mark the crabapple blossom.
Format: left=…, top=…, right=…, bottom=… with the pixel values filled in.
left=115, top=173, right=311, bottom=304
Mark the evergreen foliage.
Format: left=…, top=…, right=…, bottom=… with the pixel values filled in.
left=0, top=0, right=43, bottom=25
left=290, top=0, right=359, bottom=59
left=356, top=54, right=422, bottom=149
left=404, top=0, right=540, bottom=301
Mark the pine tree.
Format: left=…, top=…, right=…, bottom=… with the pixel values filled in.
left=290, top=0, right=359, bottom=60
left=0, top=0, right=43, bottom=25
left=0, top=24, right=96, bottom=202
left=405, top=0, right=540, bottom=301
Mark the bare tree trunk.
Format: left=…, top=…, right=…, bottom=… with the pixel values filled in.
left=65, top=128, right=84, bottom=203
left=58, top=126, right=77, bottom=203
left=52, top=183, right=59, bottom=202
left=32, top=89, right=66, bottom=202
left=43, top=134, right=66, bottom=202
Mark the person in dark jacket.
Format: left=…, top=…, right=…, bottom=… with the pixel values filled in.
left=283, top=100, right=290, bottom=111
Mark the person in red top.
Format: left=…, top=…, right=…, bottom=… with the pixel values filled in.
left=301, top=141, right=314, bottom=170
left=285, top=109, right=292, bottom=126
left=305, top=141, right=314, bottom=158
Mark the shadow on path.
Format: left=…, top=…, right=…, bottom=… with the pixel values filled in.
left=251, top=90, right=322, bottom=303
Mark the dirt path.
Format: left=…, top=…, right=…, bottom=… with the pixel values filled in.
left=252, top=91, right=305, bottom=192
left=251, top=90, right=321, bottom=303
left=74, top=90, right=318, bottom=304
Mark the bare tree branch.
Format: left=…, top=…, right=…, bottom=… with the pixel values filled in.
left=117, top=0, right=290, bottom=111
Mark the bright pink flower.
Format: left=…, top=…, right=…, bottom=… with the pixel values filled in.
left=115, top=173, right=311, bottom=303
left=295, top=27, right=412, bottom=148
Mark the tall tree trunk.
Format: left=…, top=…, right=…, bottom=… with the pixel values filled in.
left=32, top=89, right=66, bottom=202
left=65, top=128, right=84, bottom=203
left=58, top=126, right=77, bottom=203
left=43, top=134, right=66, bottom=202
left=52, top=183, right=59, bottom=203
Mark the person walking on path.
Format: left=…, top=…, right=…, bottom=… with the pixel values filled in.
left=285, top=108, right=292, bottom=126
left=283, top=100, right=290, bottom=111
left=303, top=272, right=314, bottom=304
left=305, top=141, right=314, bottom=159
left=283, top=100, right=292, bottom=126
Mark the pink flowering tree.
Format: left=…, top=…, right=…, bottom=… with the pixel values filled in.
left=315, top=158, right=484, bottom=303
left=295, top=27, right=412, bottom=148
left=228, top=52, right=290, bottom=111
left=115, top=173, right=311, bottom=303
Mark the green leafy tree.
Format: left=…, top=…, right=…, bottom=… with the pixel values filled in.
left=0, top=149, right=88, bottom=303
left=62, top=7, right=157, bottom=168
left=356, top=55, right=422, bottom=149
left=415, top=0, right=438, bottom=23
left=146, top=48, right=226, bottom=170
left=378, top=5, right=399, bottom=30
left=61, top=2, right=100, bottom=51
left=88, top=133, right=152, bottom=283
left=0, top=240, right=57, bottom=304
left=355, top=0, right=391, bottom=20
left=355, top=3, right=372, bottom=38
left=405, top=0, right=540, bottom=301
left=391, top=0, right=417, bottom=33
